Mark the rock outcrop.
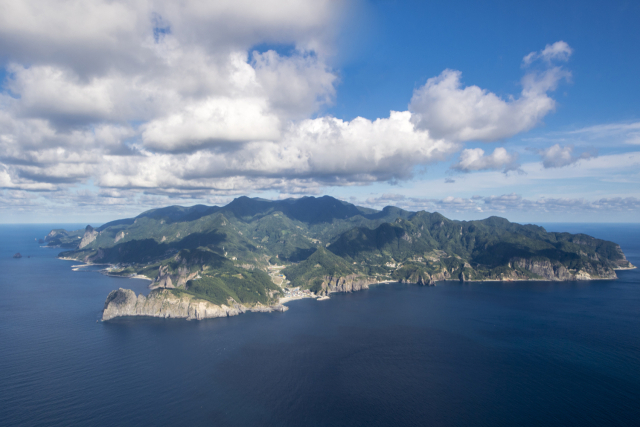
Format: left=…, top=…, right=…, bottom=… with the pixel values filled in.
left=45, top=230, right=59, bottom=242
left=397, top=273, right=437, bottom=286
left=510, top=257, right=617, bottom=280
left=114, top=231, right=125, bottom=243
left=317, top=274, right=375, bottom=295
left=78, top=225, right=98, bottom=249
left=102, top=288, right=288, bottom=321
left=611, top=246, right=635, bottom=269
left=149, top=264, right=200, bottom=290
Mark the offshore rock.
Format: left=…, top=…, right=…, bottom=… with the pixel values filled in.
left=13, top=252, right=22, bottom=258
left=102, top=288, right=287, bottom=321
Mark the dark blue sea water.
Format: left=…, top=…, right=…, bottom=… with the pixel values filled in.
left=1, top=223, right=639, bottom=427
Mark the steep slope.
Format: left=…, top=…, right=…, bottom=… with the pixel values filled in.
left=327, top=212, right=633, bottom=281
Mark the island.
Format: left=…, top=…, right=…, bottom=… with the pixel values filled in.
left=48, top=196, right=635, bottom=321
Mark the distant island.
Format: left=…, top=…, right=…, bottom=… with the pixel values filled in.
left=47, top=196, right=635, bottom=321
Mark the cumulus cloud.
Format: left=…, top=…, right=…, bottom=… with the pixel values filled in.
left=409, top=42, right=571, bottom=142
left=98, top=111, right=457, bottom=190
left=451, top=147, right=520, bottom=173
left=141, top=97, right=282, bottom=151
left=252, top=50, right=337, bottom=119
left=0, top=0, right=576, bottom=213
left=539, top=144, right=596, bottom=168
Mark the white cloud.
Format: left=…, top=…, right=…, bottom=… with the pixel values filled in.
left=451, top=147, right=519, bottom=173
left=551, top=121, right=640, bottom=147
left=99, top=111, right=458, bottom=189
left=0, top=0, right=342, bottom=75
left=141, top=97, right=282, bottom=151
left=409, top=42, right=571, bottom=142
left=539, top=144, right=596, bottom=168
left=361, top=192, right=640, bottom=215
left=0, top=1, right=580, bottom=215
left=252, top=50, right=337, bottom=119
left=522, top=41, right=573, bottom=66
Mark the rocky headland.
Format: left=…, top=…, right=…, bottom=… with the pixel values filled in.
left=102, top=288, right=288, bottom=321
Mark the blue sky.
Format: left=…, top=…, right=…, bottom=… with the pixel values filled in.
left=332, top=0, right=640, bottom=125
left=0, top=0, right=638, bottom=223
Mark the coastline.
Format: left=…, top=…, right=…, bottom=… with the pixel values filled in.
left=58, top=255, right=634, bottom=322
left=61, top=257, right=154, bottom=282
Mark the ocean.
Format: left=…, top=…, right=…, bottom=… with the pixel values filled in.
left=1, top=223, right=639, bottom=426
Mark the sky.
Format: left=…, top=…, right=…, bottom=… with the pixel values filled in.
left=0, top=0, right=639, bottom=224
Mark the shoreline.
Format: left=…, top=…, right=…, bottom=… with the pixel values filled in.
left=58, top=255, right=634, bottom=322
left=60, top=257, right=154, bottom=282
left=100, top=274, right=633, bottom=322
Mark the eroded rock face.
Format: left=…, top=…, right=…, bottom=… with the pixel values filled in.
left=149, top=265, right=200, bottom=290
left=397, top=272, right=437, bottom=286
left=102, top=288, right=287, bottom=321
left=79, top=225, right=98, bottom=249
left=150, top=265, right=175, bottom=289
left=510, top=257, right=617, bottom=280
left=114, top=231, right=125, bottom=243
left=612, top=246, right=635, bottom=269
left=321, top=274, right=372, bottom=294
left=45, top=230, right=59, bottom=242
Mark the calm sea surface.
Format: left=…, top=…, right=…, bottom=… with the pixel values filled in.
left=1, top=223, right=639, bottom=426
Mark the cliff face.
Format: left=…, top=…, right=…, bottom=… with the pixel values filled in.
left=612, top=246, right=635, bottom=269
left=149, top=265, right=199, bottom=290
left=511, top=258, right=574, bottom=280
left=79, top=225, right=98, bottom=249
left=102, top=288, right=287, bottom=321
left=317, top=274, right=373, bottom=295
left=510, top=258, right=617, bottom=280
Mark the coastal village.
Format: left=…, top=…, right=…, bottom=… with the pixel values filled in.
left=268, top=264, right=321, bottom=301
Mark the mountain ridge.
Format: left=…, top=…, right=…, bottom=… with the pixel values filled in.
left=47, top=195, right=636, bottom=321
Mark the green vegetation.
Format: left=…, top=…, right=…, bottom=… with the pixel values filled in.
left=186, top=268, right=279, bottom=306
left=282, top=247, right=357, bottom=291
left=53, top=196, right=633, bottom=306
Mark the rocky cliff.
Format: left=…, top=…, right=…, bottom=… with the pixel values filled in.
left=149, top=264, right=199, bottom=290
left=314, top=274, right=398, bottom=295
left=102, top=288, right=288, bottom=321
left=510, top=257, right=617, bottom=280
left=78, top=225, right=98, bottom=249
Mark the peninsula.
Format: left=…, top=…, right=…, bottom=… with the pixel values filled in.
left=48, top=196, right=635, bottom=321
